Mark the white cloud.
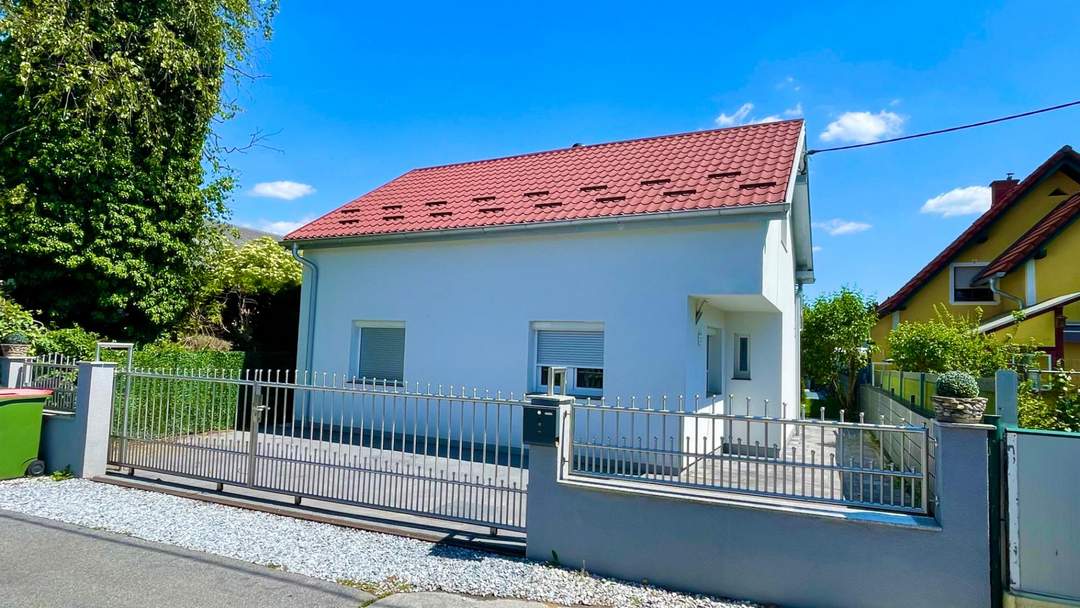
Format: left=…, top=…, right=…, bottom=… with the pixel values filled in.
left=920, top=186, right=991, bottom=217
left=249, top=180, right=316, bottom=200
left=812, top=245, right=823, bottom=253
left=819, top=110, right=904, bottom=144
left=715, top=103, right=755, bottom=126
left=240, top=217, right=315, bottom=236
left=814, top=218, right=872, bottom=236
left=715, top=102, right=802, bottom=127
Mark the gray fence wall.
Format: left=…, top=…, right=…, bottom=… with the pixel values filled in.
left=527, top=420, right=993, bottom=608
left=1007, top=428, right=1080, bottom=604
left=859, top=385, right=936, bottom=496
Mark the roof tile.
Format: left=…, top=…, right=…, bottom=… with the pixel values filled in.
left=285, top=120, right=804, bottom=241
left=975, top=192, right=1080, bottom=281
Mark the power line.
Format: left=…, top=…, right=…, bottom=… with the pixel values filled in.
left=807, top=99, right=1080, bottom=155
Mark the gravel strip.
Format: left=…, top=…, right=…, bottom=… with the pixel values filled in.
left=0, top=478, right=757, bottom=608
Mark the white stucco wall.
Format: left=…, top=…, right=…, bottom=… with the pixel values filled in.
left=293, top=214, right=801, bottom=446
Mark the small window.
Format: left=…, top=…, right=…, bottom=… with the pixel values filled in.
left=733, top=334, right=751, bottom=380
left=951, top=264, right=996, bottom=304
left=532, top=323, right=604, bottom=396
left=352, top=322, right=405, bottom=385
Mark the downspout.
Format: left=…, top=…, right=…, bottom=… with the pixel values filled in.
left=988, top=277, right=1025, bottom=310
left=291, top=244, right=319, bottom=374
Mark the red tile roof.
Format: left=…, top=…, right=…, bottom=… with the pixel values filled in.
left=877, top=145, right=1080, bottom=316
left=974, top=192, right=1080, bottom=282
left=285, top=120, right=804, bottom=242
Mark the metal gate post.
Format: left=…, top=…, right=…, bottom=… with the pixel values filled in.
left=95, top=342, right=134, bottom=465
left=247, top=380, right=264, bottom=487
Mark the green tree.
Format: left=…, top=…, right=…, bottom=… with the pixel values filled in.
left=0, top=1, right=277, bottom=341
left=801, top=287, right=878, bottom=409
left=181, top=234, right=301, bottom=342
left=887, top=306, right=1015, bottom=377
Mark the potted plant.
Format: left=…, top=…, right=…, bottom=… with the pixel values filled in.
left=1, top=331, right=31, bottom=357
left=932, top=371, right=987, bottom=423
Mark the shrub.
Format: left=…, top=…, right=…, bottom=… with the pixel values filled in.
left=33, top=326, right=103, bottom=359
left=936, top=371, right=980, bottom=398
left=888, top=306, right=1017, bottom=376
left=2, top=330, right=30, bottom=344
left=1019, top=370, right=1080, bottom=432
left=178, top=334, right=233, bottom=352
left=0, top=295, right=42, bottom=343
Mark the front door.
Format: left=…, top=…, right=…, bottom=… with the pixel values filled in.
left=706, top=329, right=723, bottom=396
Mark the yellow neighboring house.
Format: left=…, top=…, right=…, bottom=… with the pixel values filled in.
left=873, top=146, right=1080, bottom=368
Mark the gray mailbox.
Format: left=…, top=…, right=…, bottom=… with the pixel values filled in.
left=524, top=370, right=572, bottom=446
left=523, top=403, right=559, bottom=446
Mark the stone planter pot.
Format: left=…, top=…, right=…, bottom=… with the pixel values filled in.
left=1, top=343, right=30, bottom=357
left=932, top=395, right=988, bottom=423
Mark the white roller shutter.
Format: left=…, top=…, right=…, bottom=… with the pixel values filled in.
left=358, top=327, right=405, bottom=382
left=536, top=330, right=604, bottom=368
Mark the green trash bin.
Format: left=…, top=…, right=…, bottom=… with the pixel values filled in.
left=0, top=388, right=52, bottom=480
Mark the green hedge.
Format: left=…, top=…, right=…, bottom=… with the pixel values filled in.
left=108, top=344, right=247, bottom=440
left=101, top=342, right=245, bottom=372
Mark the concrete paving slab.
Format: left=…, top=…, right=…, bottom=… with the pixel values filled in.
left=0, top=510, right=373, bottom=608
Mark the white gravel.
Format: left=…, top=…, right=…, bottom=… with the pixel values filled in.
left=0, top=478, right=756, bottom=608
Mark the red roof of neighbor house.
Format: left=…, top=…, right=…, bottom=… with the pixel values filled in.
left=974, top=192, right=1080, bottom=282
left=877, top=145, right=1080, bottom=316
left=285, top=120, right=804, bottom=242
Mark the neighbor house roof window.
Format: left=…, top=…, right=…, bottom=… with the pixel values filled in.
left=733, top=334, right=751, bottom=380
left=532, top=322, right=604, bottom=397
left=951, top=263, right=997, bottom=304
left=351, top=321, right=405, bottom=385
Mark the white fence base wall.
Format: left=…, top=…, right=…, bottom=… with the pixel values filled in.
left=526, top=421, right=992, bottom=608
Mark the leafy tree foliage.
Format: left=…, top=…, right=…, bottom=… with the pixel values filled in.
left=0, top=292, right=43, bottom=342
left=0, top=1, right=277, bottom=341
left=887, top=306, right=1020, bottom=377
left=182, top=234, right=301, bottom=345
left=33, top=326, right=103, bottom=359
left=218, top=236, right=303, bottom=295
left=801, top=287, right=878, bottom=409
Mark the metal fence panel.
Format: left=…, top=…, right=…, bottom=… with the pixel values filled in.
left=566, top=396, right=932, bottom=514
left=1007, top=429, right=1080, bottom=602
left=19, top=353, right=79, bottom=413
left=107, top=369, right=529, bottom=532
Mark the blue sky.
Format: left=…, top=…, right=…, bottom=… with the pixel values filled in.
left=218, top=0, right=1080, bottom=302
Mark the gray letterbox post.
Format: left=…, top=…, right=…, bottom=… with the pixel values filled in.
left=524, top=367, right=573, bottom=446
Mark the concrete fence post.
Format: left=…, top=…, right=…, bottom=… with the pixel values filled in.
left=0, top=355, right=33, bottom=388
left=40, top=361, right=117, bottom=478
left=995, top=369, right=1019, bottom=427
left=931, top=419, right=994, bottom=608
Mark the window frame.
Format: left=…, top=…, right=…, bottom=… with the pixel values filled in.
left=733, top=333, right=751, bottom=381
left=349, top=320, right=406, bottom=387
left=949, top=262, right=999, bottom=306
left=531, top=321, right=604, bottom=398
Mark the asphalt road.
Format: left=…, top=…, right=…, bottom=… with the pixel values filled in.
left=0, top=510, right=374, bottom=608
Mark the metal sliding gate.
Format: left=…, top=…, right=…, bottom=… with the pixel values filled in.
left=106, top=369, right=529, bottom=532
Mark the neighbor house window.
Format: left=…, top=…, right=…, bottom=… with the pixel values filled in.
left=532, top=322, right=604, bottom=397
left=352, top=321, right=405, bottom=385
left=951, top=264, right=996, bottom=304
left=733, top=334, right=751, bottom=380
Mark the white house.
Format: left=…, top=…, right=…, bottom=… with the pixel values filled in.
left=284, top=120, right=814, bottom=429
